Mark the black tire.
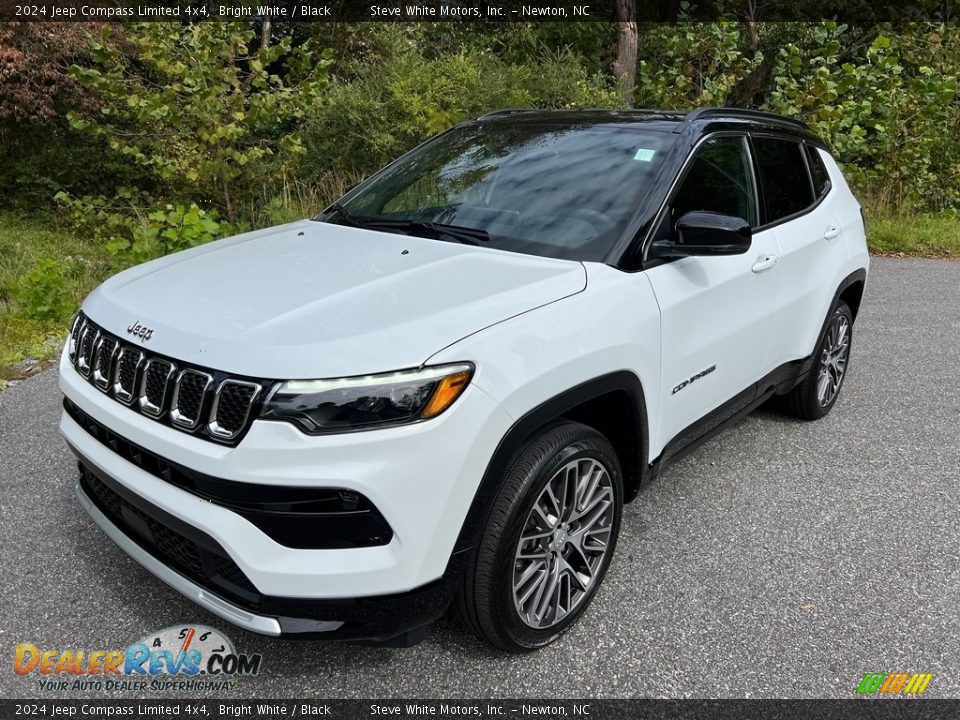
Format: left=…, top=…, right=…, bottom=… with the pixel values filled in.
left=781, top=301, right=854, bottom=420
left=456, top=421, right=623, bottom=651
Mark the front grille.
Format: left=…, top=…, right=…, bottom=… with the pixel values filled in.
left=140, top=358, right=175, bottom=418
left=92, top=336, right=118, bottom=391
left=68, top=313, right=268, bottom=445
left=77, top=324, right=98, bottom=377
left=68, top=314, right=85, bottom=362
left=171, top=369, right=213, bottom=429
left=79, top=463, right=259, bottom=600
left=210, top=380, right=261, bottom=440
left=113, top=347, right=142, bottom=405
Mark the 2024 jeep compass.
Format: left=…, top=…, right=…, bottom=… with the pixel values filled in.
left=60, top=108, right=868, bottom=651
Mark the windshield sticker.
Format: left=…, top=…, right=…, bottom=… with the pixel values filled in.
left=633, top=148, right=656, bottom=162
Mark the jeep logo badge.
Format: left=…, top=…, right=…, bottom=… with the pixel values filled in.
left=127, top=321, right=154, bottom=343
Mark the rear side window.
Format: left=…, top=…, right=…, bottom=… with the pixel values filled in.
left=752, top=137, right=814, bottom=222
left=805, top=145, right=831, bottom=198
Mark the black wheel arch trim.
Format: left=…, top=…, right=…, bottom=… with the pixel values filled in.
left=800, top=268, right=866, bottom=377
left=447, top=371, right=649, bottom=568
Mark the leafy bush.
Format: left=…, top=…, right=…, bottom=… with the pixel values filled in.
left=55, top=193, right=229, bottom=265
left=630, top=21, right=960, bottom=213
left=66, top=23, right=332, bottom=220
left=635, top=22, right=765, bottom=108
left=299, top=45, right=622, bottom=180
left=766, top=23, right=960, bottom=212
left=15, top=258, right=74, bottom=323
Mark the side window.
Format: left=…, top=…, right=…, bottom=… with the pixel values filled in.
left=752, top=137, right=814, bottom=222
left=670, top=136, right=757, bottom=228
left=805, top=144, right=831, bottom=199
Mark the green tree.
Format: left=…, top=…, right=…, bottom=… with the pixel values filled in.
left=766, top=22, right=960, bottom=211
left=66, top=23, right=332, bottom=220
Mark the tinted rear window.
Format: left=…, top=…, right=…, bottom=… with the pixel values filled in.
left=753, top=137, right=814, bottom=222
left=805, top=145, right=831, bottom=198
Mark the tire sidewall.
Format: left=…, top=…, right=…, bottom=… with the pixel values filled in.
left=488, top=430, right=624, bottom=650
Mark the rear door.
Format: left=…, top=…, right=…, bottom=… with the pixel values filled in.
left=644, top=134, right=781, bottom=454
left=751, top=137, right=849, bottom=368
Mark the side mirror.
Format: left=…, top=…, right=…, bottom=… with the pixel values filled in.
left=650, top=211, right=752, bottom=259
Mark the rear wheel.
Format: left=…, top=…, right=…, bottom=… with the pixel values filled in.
left=456, top=421, right=623, bottom=651
left=781, top=301, right=853, bottom=420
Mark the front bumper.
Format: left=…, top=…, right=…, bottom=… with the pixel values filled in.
left=59, top=345, right=513, bottom=641
left=73, top=458, right=459, bottom=642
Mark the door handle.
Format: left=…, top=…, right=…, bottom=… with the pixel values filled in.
left=823, top=226, right=841, bottom=240
left=752, top=254, right=779, bottom=273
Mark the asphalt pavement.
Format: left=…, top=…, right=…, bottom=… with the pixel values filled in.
left=1, top=257, right=958, bottom=699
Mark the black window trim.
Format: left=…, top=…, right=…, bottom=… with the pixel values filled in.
left=640, top=130, right=759, bottom=266
left=748, top=131, right=834, bottom=233
left=804, top=142, right=833, bottom=201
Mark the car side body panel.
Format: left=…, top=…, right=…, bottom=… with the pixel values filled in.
left=425, top=262, right=663, bottom=455
left=767, top=148, right=868, bottom=368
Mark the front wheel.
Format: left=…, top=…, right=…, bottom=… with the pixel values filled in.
left=456, top=421, right=623, bottom=651
left=781, top=301, right=854, bottom=420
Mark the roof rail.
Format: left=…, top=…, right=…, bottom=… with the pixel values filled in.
left=478, top=108, right=536, bottom=119
left=678, top=107, right=807, bottom=131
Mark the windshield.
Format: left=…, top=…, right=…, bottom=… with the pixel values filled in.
left=324, top=122, right=674, bottom=261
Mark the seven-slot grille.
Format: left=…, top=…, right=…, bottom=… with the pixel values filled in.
left=67, top=313, right=267, bottom=445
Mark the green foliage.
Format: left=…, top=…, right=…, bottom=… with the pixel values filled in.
left=55, top=192, right=229, bottom=265
left=66, top=23, right=332, bottom=219
left=14, top=258, right=74, bottom=323
left=635, top=22, right=765, bottom=108
left=0, top=213, right=112, bottom=380
left=629, top=22, right=960, bottom=213
left=766, top=23, right=960, bottom=212
left=110, top=203, right=226, bottom=264
left=300, top=44, right=621, bottom=179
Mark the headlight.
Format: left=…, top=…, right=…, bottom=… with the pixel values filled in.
left=260, top=363, right=474, bottom=434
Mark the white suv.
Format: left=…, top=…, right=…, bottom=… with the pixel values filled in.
left=60, top=108, right=868, bottom=651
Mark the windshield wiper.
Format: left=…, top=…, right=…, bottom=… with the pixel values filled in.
left=322, top=206, right=490, bottom=246
left=324, top=202, right=361, bottom=227
left=358, top=219, right=490, bottom=246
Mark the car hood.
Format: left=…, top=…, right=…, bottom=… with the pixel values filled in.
left=83, top=220, right=587, bottom=379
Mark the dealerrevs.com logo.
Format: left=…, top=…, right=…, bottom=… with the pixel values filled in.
left=13, top=625, right=262, bottom=693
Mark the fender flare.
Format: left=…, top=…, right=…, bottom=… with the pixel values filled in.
left=446, top=371, right=650, bottom=571
left=800, top=267, right=867, bottom=377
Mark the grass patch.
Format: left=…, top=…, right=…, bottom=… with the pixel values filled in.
left=867, top=212, right=960, bottom=258
left=0, top=213, right=112, bottom=384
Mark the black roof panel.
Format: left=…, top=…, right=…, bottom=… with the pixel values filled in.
left=472, top=107, right=821, bottom=144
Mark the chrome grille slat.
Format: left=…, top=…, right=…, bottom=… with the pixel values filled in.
left=208, top=380, right=262, bottom=441
left=170, top=369, right=214, bottom=431
left=68, top=314, right=264, bottom=445
left=68, top=315, right=85, bottom=363
left=76, top=325, right=99, bottom=377
left=138, top=358, right=176, bottom=418
left=112, top=347, right=143, bottom=405
left=92, top=335, right=119, bottom=391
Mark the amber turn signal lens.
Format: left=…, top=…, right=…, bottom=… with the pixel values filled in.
left=421, top=371, right=472, bottom=419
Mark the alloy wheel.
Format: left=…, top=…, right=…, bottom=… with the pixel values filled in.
left=512, top=457, right=615, bottom=629
left=817, top=311, right=850, bottom=407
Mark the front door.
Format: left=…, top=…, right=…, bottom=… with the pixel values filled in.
left=644, top=135, right=780, bottom=455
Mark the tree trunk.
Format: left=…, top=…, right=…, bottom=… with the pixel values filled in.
left=260, top=19, right=271, bottom=51
left=614, top=1, right=638, bottom=106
